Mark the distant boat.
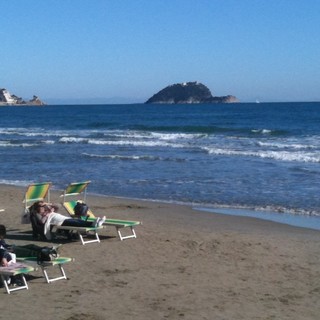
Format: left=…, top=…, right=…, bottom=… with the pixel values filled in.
left=255, top=99, right=260, bottom=104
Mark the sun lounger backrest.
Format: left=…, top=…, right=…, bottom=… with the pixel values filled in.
left=61, top=181, right=91, bottom=203
left=23, top=182, right=52, bottom=209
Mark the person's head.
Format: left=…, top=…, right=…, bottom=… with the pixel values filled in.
left=32, top=201, right=47, bottom=214
left=0, top=224, right=6, bottom=239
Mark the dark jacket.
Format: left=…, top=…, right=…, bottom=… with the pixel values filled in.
left=0, top=239, right=12, bottom=262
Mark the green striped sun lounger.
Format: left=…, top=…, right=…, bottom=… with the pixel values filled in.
left=17, top=257, right=74, bottom=283
left=61, top=182, right=141, bottom=241
left=0, top=262, right=36, bottom=294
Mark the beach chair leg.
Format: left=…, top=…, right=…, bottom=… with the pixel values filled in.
left=78, top=231, right=100, bottom=245
left=1, top=274, right=29, bottom=294
left=116, top=226, right=137, bottom=241
left=41, top=264, right=68, bottom=283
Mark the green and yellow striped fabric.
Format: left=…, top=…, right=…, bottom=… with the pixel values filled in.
left=18, top=257, right=73, bottom=266
left=24, top=182, right=51, bottom=204
left=64, top=181, right=91, bottom=196
left=0, top=263, right=35, bottom=276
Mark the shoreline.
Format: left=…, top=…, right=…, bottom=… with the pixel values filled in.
left=3, top=181, right=319, bottom=232
left=1, top=183, right=320, bottom=319
left=196, top=206, right=320, bottom=232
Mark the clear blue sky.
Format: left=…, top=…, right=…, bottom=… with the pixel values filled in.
left=1, top=0, right=320, bottom=103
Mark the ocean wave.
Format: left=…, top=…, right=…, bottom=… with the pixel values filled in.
left=251, top=128, right=290, bottom=136
left=59, top=137, right=88, bottom=143
left=99, top=130, right=207, bottom=142
left=59, top=136, right=186, bottom=148
left=82, top=153, right=160, bottom=161
left=251, top=129, right=273, bottom=134
left=257, top=141, right=319, bottom=150
left=0, top=141, right=37, bottom=148
left=204, top=147, right=320, bottom=162
left=88, top=139, right=185, bottom=148
left=0, top=179, right=31, bottom=187
left=82, top=153, right=186, bottom=162
left=0, top=128, right=69, bottom=137
left=251, top=129, right=272, bottom=134
left=150, top=132, right=207, bottom=140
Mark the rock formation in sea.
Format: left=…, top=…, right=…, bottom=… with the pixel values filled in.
left=145, top=81, right=239, bottom=104
left=0, top=88, right=46, bottom=106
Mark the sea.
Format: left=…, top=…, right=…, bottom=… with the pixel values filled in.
left=1, top=102, right=320, bottom=230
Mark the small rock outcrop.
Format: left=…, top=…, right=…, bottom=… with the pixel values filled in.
left=28, top=95, right=46, bottom=106
left=145, top=82, right=239, bottom=104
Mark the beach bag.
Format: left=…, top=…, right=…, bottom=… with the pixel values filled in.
left=74, top=202, right=89, bottom=219
left=21, top=208, right=31, bottom=224
left=37, top=246, right=59, bottom=264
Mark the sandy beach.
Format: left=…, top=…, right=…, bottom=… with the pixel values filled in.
left=0, top=184, right=319, bottom=320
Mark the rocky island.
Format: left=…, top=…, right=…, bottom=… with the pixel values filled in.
left=0, top=88, right=46, bottom=106
left=145, top=81, right=239, bottom=104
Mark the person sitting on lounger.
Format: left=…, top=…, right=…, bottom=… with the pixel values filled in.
left=30, top=201, right=105, bottom=240
left=0, top=225, right=13, bottom=267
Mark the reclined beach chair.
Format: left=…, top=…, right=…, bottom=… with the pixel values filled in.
left=0, top=262, right=36, bottom=294
left=22, top=182, right=52, bottom=239
left=23, top=182, right=102, bottom=245
left=61, top=181, right=141, bottom=241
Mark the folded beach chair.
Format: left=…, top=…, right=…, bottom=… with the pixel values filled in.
left=0, top=262, right=36, bottom=294
left=61, top=181, right=141, bottom=241
left=17, top=256, right=74, bottom=283
left=22, top=182, right=52, bottom=239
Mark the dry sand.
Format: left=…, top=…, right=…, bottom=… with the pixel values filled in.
left=0, top=184, right=320, bottom=320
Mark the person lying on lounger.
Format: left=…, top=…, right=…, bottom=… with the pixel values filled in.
left=0, top=224, right=58, bottom=262
left=0, top=224, right=63, bottom=286
left=29, top=201, right=105, bottom=240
